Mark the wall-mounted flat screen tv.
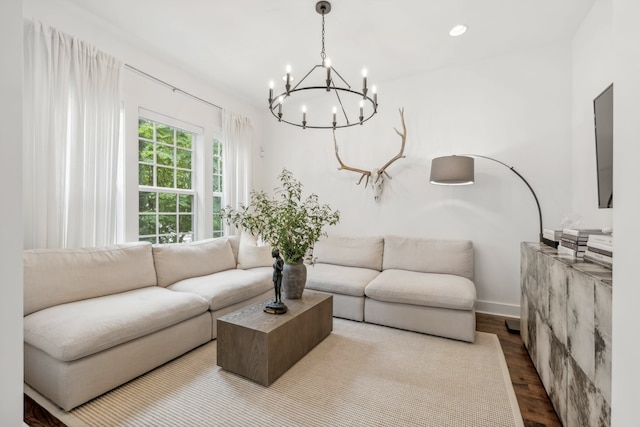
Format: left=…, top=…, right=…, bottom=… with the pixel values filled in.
left=593, top=83, right=613, bottom=209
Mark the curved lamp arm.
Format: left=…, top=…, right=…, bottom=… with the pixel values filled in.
left=470, top=155, right=542, bottom=243
left=430, top=154, right=543, bottom=243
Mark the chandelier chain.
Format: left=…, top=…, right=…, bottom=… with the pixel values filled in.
left=320, top=13, right=326, bottom=61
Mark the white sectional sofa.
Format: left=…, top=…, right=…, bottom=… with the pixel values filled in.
left=306, top=235, right=477, bottom=342
left=23, top=235, right=272, bottom=411
left=23, top=232, right=475, bottom=412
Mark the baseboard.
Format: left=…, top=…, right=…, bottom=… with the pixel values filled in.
left=475, top=300, right=520, bottom=318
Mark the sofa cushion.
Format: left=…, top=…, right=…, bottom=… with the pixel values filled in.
left=153, top=237, right=236, bottom=287
left=306, top=263, right=381, bottom=297
left=382, top=236, right=474, bottom=281
left=168, top=268, right=272, bottom=311
left=23, top=286, right=210, bottom=362
left=312, top=235, right=384, bottom=271
left=237, top=232, right=273, bottom=269
left=24, top=242, right=157, bottom=316
left=365, top=269, right=476, bottom=311
left=227, top=234, right=240, bottom=262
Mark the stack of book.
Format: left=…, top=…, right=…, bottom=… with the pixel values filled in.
left=542, top=229, right=562, bottom=248
left=584, top=234, right=613, bottom=268
left=558, top=228, right=608, bottom=258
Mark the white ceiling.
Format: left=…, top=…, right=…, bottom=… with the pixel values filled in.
left=65, top=0, right=595, bottom=108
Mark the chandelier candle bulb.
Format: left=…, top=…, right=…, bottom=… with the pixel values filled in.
left=362, top=68, right=368, bottom=97
left=278, top=102, right=283, bottom=121
left=332, top=106, right=337, bottom=128
left=359, top=100, right=364, bottom=124
left=372, top=85, right=378, bottom=109
left=268, top=81, right=274, bottom=103
left=285, top=65, right=292, bottom=94
left=302, top=106, right=307, bottom=128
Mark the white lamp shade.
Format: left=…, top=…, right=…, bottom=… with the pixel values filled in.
left=430, top=156, right=475, bottom=185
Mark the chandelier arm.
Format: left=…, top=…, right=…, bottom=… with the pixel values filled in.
left=331, top=84, right=350, bottom=125
left=292, top=65, right=324, bottom=91
left=329, top=67, right=351, bottom=89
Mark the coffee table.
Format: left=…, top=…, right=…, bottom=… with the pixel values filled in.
left=216, top=290, right=333, bottom=386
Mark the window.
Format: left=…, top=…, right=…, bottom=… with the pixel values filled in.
left=138, top=118, right=195, bottom=244
left=212, top=138, right=224, bottom=237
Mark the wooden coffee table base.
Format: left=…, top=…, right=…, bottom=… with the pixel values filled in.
left=216, top=290, right=333, bottom=386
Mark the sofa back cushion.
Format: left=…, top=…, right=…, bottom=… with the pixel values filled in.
left=237, top=232, right=273, bottom=269
left=312, top=235, right=384, bottom=271
left=382, top=235, right=474, bottom=281
left=227, top=234, right=240, bottom=262
left=24, top=242, right=157, bottom=316
left=152, top=237, right=236, bottom=287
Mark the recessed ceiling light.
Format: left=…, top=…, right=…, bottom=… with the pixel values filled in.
left=449, top=24, right=468, bottom=37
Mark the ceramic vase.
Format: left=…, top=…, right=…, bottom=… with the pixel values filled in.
left=281, top=260, right=307, bottom=299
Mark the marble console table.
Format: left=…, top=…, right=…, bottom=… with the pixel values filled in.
left=521, top=242, right=611, bottom=426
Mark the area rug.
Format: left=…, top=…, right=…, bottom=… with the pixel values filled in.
left=25, top=318, right=524, bottom=427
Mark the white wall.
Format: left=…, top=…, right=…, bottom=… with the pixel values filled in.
left=258, top=43, right=573, bottom=316
left=611, top=0, right=640, bottom=424
left=571, top=0, right=614, bottom=227
left=0, top=0, right=23, bottom=424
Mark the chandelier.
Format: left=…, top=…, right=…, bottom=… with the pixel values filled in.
left=268, top=1, right=378, bottom=129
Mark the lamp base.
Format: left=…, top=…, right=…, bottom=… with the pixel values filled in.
left=505, top=318, right=520, bottom=334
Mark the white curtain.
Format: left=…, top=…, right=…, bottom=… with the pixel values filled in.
left=222, top=110, right=254, bottom=236
left=23, top=21, right=123, bottom=249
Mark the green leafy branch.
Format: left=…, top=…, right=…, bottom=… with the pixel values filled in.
left=222, top=169, right=340, bottom=264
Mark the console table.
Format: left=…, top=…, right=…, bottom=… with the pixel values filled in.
left=521, top=242, right=611, bottom=426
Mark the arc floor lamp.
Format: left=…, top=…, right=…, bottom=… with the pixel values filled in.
left=429, top=154, right=544, bottom=334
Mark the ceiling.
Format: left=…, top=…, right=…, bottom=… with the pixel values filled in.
left=65, top=0, right=595, bottom=108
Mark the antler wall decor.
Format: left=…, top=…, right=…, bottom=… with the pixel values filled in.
left=333, top=108, right=406, bottom=201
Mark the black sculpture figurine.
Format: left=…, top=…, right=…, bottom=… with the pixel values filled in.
left=264, top=249, right=288, bottom=314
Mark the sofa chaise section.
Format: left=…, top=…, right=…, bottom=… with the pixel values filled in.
left=23, top=242, right=212, bottom=411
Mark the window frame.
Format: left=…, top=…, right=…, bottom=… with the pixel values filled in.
left=121, top=70, right=224, bottom=243
left=212, top=137, right=224, bottom=238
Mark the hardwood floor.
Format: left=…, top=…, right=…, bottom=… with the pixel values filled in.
left=24, top=393, right=66, bottom=427
left=24, top=313, right=560, bottom=427
left=476, top=313, right=562, bottom=427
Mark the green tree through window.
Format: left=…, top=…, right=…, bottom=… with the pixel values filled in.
left=138, top=118, right=194, bottom=244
